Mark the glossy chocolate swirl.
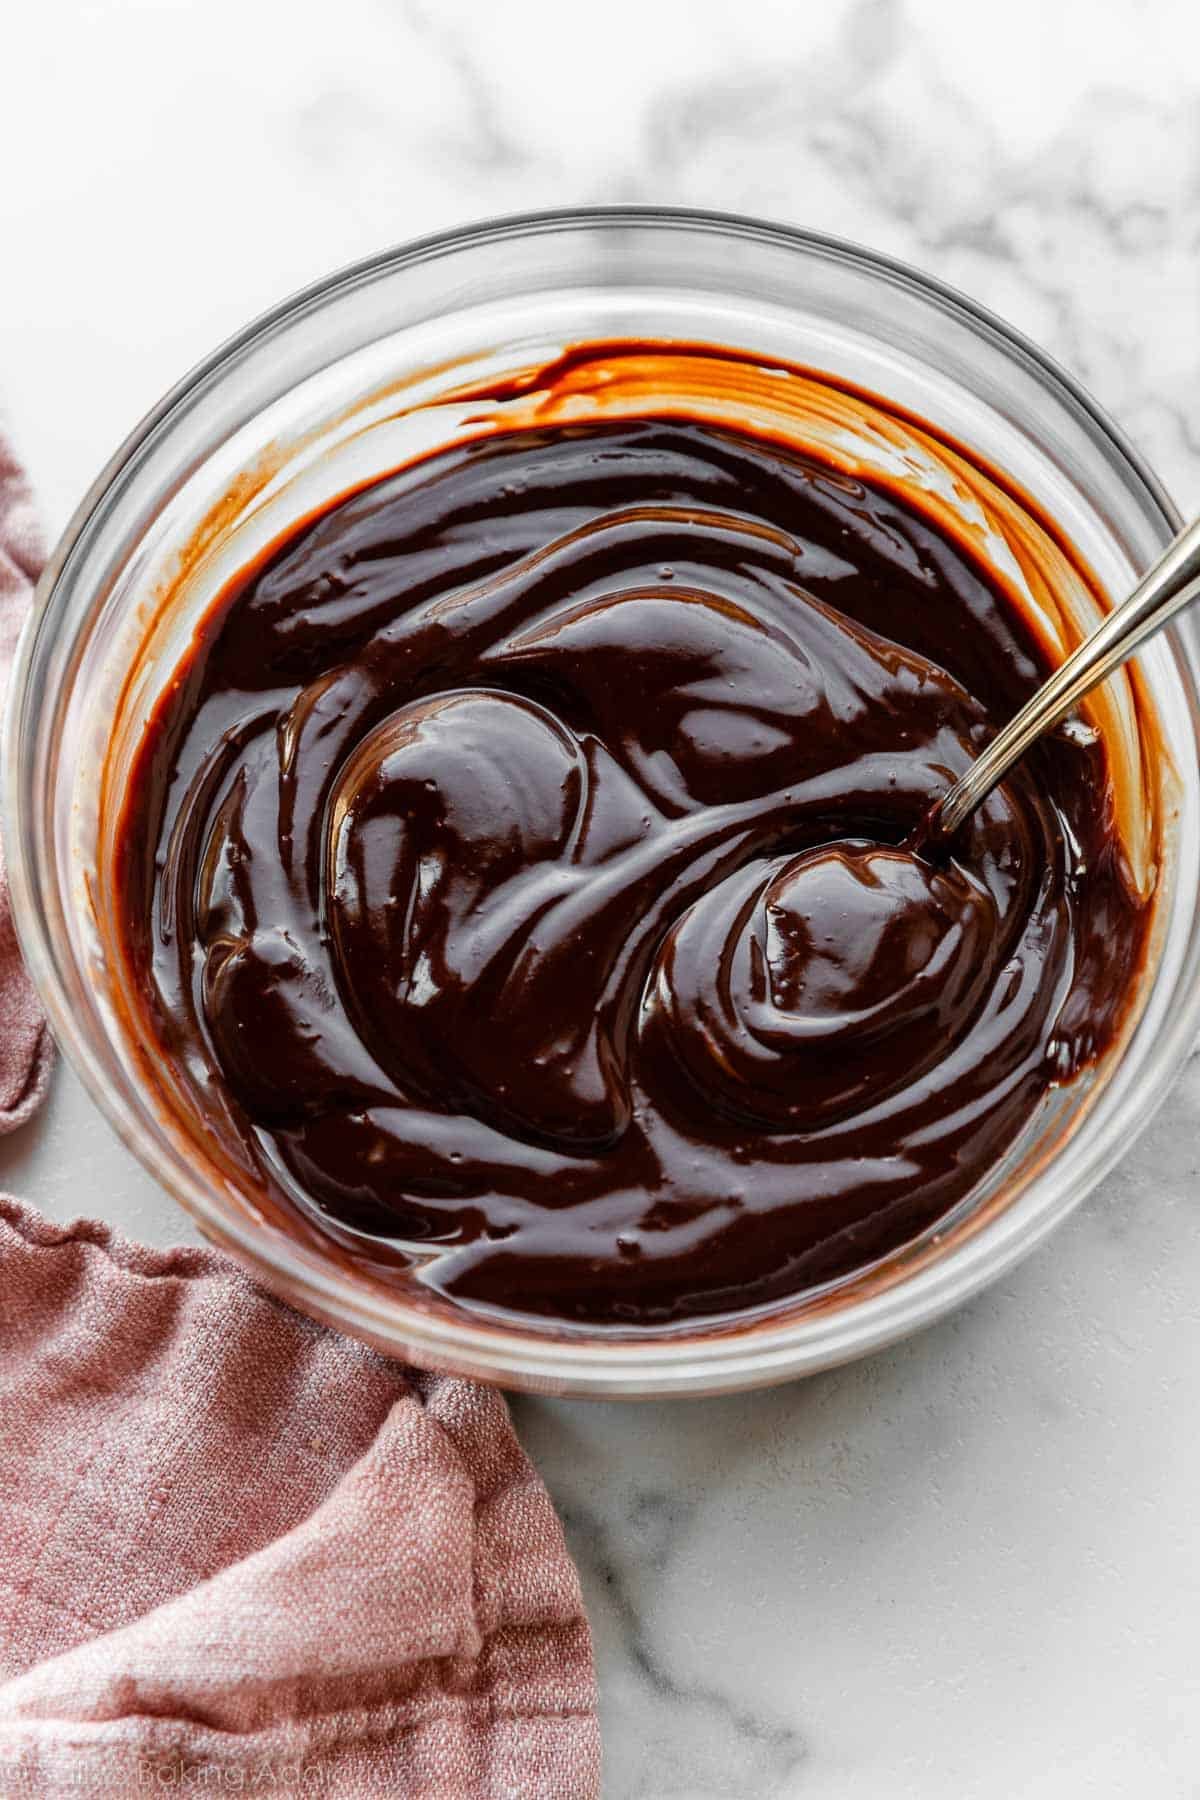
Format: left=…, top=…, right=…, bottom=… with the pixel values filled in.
left=117, top=416, right=1150, bottom=1328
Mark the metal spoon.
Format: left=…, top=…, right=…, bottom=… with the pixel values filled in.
left=922, top=514, right=1200, bottom=849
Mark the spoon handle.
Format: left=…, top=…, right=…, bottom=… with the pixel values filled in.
left=927, top=513, right=1200, bottom=844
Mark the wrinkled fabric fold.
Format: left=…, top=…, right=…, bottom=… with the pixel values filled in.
left=0, top=427, right=52, bottom=1131
left=0, top=1197, right=600, bottom=1798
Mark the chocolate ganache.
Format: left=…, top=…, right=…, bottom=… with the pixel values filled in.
left=115, top=358, right=1153, bottom=1329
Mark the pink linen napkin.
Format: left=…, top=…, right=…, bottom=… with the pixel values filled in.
left=0, top=433, right=52, bottom=1131
left=0, top=425, right=600, bottom=1799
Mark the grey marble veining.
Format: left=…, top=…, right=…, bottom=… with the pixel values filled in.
left=520, top=1050, right=1200, bottom=1796
left=1, top=1, right=1199, bottom=1793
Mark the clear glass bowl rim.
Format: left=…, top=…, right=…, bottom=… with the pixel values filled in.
left=5, top=204, right=1197, bottom=1396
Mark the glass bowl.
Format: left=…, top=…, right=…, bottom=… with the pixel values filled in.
left=6, top=207, right=1199, bottom=1397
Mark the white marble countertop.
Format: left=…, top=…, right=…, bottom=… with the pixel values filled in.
left=2, top=1, right=1199, bottom=1793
